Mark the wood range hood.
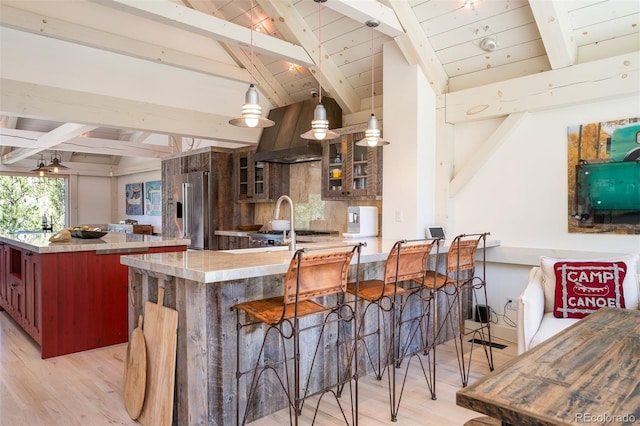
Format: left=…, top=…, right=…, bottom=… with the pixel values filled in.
left=254, top=97, right=342, bottom=164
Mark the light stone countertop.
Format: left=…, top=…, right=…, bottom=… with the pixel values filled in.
left=0, top=231, right=190, bottom=254
left=214, top=230, right=252, bottom=237
left=120, top=238, right=500, bottom=284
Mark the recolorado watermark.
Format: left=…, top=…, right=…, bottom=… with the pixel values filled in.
left=575, top=413, right=636, bottom=423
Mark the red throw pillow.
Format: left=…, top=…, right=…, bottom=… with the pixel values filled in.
left=553, top=261, right=627, bottom=319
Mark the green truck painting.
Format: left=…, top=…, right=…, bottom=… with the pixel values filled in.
left=575, top=122, right=640, bottom=224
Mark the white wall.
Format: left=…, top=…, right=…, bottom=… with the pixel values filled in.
left=450, top=94, right=639, bottom=253
left=76, top=176, right=112, bottom=226
left=449, top=95, right=640, bottom=331
left=381, top=41, right=437, bottom=241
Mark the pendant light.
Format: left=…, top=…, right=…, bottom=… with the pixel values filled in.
left=45, top=151, right=69, bottom=173
left=229, top=0, right=274, bottom=128
left=31, top=154, right=48, bottom=176
left=301, top=0, right=339, bottom=141
left=356, top=19, right=390, bottom=147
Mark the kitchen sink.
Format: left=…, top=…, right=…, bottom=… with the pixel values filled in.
left=222, top=246, right=290, bottom=254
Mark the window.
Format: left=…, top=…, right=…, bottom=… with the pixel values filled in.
left=0, top=174, right=67, bottom=233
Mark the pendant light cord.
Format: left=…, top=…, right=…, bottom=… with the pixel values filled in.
left=370, top=21, right=374, bottom=115
left=317, top=0, right=322, bottom=104
left=250, top=0, right=255, bottom=85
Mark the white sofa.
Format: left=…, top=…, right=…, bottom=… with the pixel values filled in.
left=517, top=254, right=639, bottom=354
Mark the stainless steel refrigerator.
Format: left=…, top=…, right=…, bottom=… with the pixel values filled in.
left=174, top=171, right=212, bottom=250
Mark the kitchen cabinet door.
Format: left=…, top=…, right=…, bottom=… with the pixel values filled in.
left=235, top=149, right=289, bottom=203
left=324, top=139, right=346, bottom=198
left=0, top=243, right=7, bottom=307
left=23, top=250, right=42, bottom=341
left=0, top=246, right=42, bottom=343
left=4, top=246, right=25, bottom=324
left=322, top=132, right=382, bottom=200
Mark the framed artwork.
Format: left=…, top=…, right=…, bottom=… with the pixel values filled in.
left=144, top=180, right=162, bottom=216
left=125, top=182, right=143, bottom=215
left=567, top=117, right=639, bottom=234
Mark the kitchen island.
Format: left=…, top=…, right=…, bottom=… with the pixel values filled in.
left=121, top=238, right=499, bottom=425
left=0, top=232, right=189, bottom=358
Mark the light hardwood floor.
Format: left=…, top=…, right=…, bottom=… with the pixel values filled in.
left=0, top=311, right=515, bottom=425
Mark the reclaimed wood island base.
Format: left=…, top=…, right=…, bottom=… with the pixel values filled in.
left=122, top=239, right=499, bottom=425
left=0, top=232, right=188, bottom=358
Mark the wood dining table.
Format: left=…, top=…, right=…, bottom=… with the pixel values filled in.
left=456, top=307, right=640, bottom=426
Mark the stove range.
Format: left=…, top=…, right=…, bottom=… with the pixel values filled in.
left=248, top=230, right=337, bottom=247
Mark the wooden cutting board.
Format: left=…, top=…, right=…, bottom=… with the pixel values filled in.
left=138, top=287, right=178, bottom=426
left=124, top=315, right=146, bottom=419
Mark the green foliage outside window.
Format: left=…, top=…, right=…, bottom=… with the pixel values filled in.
left=0, top=175, right=66, bottom=233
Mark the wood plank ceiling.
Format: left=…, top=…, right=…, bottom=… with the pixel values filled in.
left=0, top=0, right=638, bottom=173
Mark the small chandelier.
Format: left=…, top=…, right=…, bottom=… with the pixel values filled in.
left=356, top=19, right=389, bottom=147
left=301, top=0, right=339, bottom=141
left=229, top=0, right=274, bottom=129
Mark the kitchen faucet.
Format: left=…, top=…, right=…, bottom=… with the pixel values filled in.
left=274, top=195, right=296, bottom=251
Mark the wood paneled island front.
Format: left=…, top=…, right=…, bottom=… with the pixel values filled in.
left=121, top=239, right=499, bottom=425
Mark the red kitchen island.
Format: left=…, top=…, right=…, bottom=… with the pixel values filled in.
left=0, top=231, right=189, bottom=358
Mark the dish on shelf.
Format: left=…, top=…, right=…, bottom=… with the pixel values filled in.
left=71, top=230, right=108, bottom=239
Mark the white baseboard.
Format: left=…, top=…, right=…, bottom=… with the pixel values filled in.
left=465, top=320, right=517, bottom=344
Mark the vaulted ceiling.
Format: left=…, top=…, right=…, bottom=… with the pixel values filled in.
left=1, top=0, right=638, bottom=174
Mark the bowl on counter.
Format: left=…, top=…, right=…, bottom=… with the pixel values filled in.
left=71, top=230, right=108, bottom=239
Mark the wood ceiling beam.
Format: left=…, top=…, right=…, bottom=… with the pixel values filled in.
left=0, top=3, right=249, bottom=84
left=182, top=0, right=293, bottom=108
left=0, top=78, right=261, bottom=145
left=63, top=136, right=173, bottom=157
left=529, top=0, right=577, bottom=69
left=324, top=0, right=404, bottom=38
left=120, top=131, right=152, bottom=144
left=388, top=0, right=449, bottom=95
left=258, top=0, right=360, bottom=114
left=2, top=123, right=98, bottom=164
left=97, top=0, right=314, bottom=67
left=443, top=51, right=639, bottom=124
left=0, top=129, right=43, bottom=144
left=0, top=130, right=172, bottom=158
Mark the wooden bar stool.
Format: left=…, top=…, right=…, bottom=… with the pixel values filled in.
left=346, top=239, right=440, bottom=421
left=426, top=233, right=494, bottom=388
left=234, top=245, right=362, bottom=425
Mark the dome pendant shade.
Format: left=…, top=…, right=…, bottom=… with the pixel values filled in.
left=300, top=103, right=339, bottom=140
left=355, top=114, right=389, bottom=146
left=229, top=84, right=275, bottom=128
left=47, top=156, right=69, bottom=172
